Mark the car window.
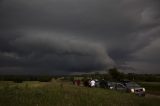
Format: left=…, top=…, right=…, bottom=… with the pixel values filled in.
left=117, top=84, right=125, bottom=88
left=126, top=82, right=140, bottom=87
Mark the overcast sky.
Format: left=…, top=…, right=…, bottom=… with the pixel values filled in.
left=0, top=0, right=160, bottom=75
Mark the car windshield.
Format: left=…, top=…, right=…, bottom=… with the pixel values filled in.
left=108, top=82, right=116, bottom=86
left=126, top=82, right=140, bottom=87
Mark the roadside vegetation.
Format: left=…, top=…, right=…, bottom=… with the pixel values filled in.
left=139, top=82, right=160, bottom=95
left=0, top=68, right=159, bottom=106
left=0, top=80, right=160, bottom=106
left=0, top=68, right=160, bottom=83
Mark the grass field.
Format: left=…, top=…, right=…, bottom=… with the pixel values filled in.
left=0, top=80, right=160, bottom=106
left=139, top=82, right=160, bottom=95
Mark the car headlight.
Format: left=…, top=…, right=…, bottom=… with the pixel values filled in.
left=110, top=87, right=113, bottom=89
left=143, top=88, right=145, bottom=92
left=131, top=89, right=134, bottom=93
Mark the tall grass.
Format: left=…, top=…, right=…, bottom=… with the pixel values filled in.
left=139, top=82, right=160, bottom=95
left=0, top=81, right=159, bottom=106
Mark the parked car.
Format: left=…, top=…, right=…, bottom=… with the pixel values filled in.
left=99, top=80, right=116, bottom=89
left=114, top=83, right=126, bottom=92
left=95, top=79, right=100, bottom=87
left=107, top=81, right=116, bottom=89
left=125, top=82, right=145, bottom=96
left=99, top=79, right=108, bottom=88
left=114, top=82, right=145, bottom=96
left=120, top=80, right=131, bottom=86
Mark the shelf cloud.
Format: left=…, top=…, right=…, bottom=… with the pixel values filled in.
left=0, top=0, right=160, bottom=74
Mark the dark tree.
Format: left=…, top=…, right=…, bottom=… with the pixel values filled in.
left=108, top=68, right=124, bottom=80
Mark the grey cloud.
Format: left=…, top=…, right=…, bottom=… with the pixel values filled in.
left=127, top=62, right=160, bottom=74
left=0, top=0, right=160, bottom=74
left=0, top=30, right=114, bottom=74
left=132, top=38, right=160, bottom=62
left=126, top=29, right=160, bottom=73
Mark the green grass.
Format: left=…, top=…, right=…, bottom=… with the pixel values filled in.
left=0, top=80, right=159, bottom=106
left=139, top=82, right=160, bottom=95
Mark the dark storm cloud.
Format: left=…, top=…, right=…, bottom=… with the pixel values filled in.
left=0, top=0, right=160, bottom=74
left=0, top=30, right=114, bottom=74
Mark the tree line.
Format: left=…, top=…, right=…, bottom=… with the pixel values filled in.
left=0, top=68, right=160, bottom=82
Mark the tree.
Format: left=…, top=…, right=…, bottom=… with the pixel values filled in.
left=108, top=68, right=124, bottom=80
left=127, top=73, right=135, bottom=81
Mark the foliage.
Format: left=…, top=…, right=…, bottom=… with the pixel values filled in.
left=0, top=73, right=160, bottom=83
left=0, top=75, right=53, bottom=82
left=0, top=81, right=160, bottom=106
left=108, top=68, right=124, bottom=80
left=139, top=82, right=160, bottom=95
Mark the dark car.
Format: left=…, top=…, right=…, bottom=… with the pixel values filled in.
left=98, top=80, right=116, bottom=89
left=114, top=82, right=145, bottom=96
left=120, top=80, right=131, bottom=86
left=107, top=81, right=116, bottom=89
left=95, top=79, right=100, bottom=87
left=114, top=83, right=126, bottom=92
left=99, top=79, right=108, bottom=88
left=125, top=82, right=145, bottom=96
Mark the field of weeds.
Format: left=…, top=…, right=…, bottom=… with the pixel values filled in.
left=0, top=80, right=159, bottom=106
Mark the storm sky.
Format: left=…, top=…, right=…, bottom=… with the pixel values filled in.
left=0, top=0, right=160, bottom=75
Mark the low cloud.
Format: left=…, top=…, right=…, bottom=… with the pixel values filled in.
left=0, top=30, right=114, bottom=74
left=0, top=0, right=160, bottom=74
